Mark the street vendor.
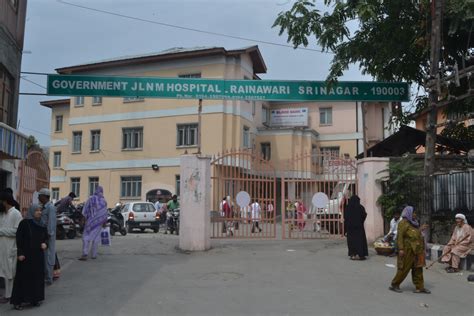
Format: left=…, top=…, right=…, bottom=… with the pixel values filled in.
left=383, top=211, right=402, bottom=253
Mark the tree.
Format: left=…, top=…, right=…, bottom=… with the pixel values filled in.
left=273, top=0, right=474, bottom=123
left=26, top=135, right=41, bottom=151
left=377, top=156, right=423, bottom=220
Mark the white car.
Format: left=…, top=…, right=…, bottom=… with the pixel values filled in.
left=121, top=202, right=160, bottom=233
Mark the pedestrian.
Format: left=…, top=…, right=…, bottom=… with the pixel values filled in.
left=344, top=195, right=368, bottom=260
left=223, top=196, right=234, bottom=236
left=79, top=186, right=108, bottom=261
left=267, top=202, right=274, bottom=223
left=441, top=213, right=472, bottom=273
left=0, top=192, right=23, bottom=304
left=37, top=188, right=56, bottom=286
left=389, top=206, right=431, bottom=294
left=55, top=192, right=76, bottom=214
left=154, top=199, right=162, bottom=212
left=251, top=200, right=262, bottom=233
left=1, top=188, right=21, bottom=213
left=296, top=200, right=307, bottom=231
left=383, top=210, right=402, bottom=256
left=10, top=204, right=48, bottom=310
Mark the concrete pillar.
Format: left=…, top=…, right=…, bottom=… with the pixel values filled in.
left=356, top=157, right=389, bottom=243
left=179, top=155, right=211, bottom=251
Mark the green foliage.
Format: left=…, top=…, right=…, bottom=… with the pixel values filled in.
left=440, top=123, right=474, bottom=148
left=273, top=0, right=474, bottom=121
left=377, top=156, right=423, bottom=220
left=26, top=135, right=42, bottom=151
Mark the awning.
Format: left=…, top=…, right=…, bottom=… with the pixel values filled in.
left=0, top=123, right=28, bottom=160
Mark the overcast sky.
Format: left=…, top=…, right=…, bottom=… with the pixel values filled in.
left=19, top=0, right=371, bottom=146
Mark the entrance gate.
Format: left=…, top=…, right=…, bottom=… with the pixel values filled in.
left=281, top=152, right=357, bottom=239
left=210, top=149, right=357, bottom=240
left=211, top=149, right=277, bottom=239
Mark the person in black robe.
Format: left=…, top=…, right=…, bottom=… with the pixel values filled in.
left=344, top=195, right=368, bottom=260
left=10, top=204, right=48, bottom=310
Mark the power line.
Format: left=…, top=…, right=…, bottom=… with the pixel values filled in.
left=57, top=0, right=333, bottom=54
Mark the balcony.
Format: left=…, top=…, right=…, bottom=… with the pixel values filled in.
left=0, top=122, right=27, bottom=160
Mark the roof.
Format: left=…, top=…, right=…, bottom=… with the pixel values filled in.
left=40, top=99, right=70, bottom=108
left=56, top=45, right=267, bottom=74
left=355, top=125, right=470, bottom=159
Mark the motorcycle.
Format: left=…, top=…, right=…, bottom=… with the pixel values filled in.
left=56, top=213, right=76, bottom=240
left=165, top=208, right=180, bottom=235
left=65, top=204, right=85, bottom=235
left=108, top=205, right=127, bottom=236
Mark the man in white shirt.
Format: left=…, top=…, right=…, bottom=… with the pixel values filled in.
left=0, top=192, right=23, bottom=303
left=384, top=211, right=401, bottom=247
left=154, top=200, right=162, bottom=212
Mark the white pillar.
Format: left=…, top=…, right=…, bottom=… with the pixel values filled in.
left=356, top=157, right=389, bottom=243
left=179, top=155, right=211, bottom=251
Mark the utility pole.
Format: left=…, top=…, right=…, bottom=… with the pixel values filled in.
left=423, top=0, right=443, bottom=237
left=197, top=99, right=202, bottom=155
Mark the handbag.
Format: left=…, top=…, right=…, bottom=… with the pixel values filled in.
left=101, top=227, right=111, bottom=246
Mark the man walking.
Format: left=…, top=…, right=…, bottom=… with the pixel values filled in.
left=38, top=189, right=56, bottom=285
left=0, top=192, right=22, bottom=303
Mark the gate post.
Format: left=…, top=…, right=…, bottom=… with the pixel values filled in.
left=179, top=155, right=211, bottom=251
left=356, top=157, right=389, bottom=243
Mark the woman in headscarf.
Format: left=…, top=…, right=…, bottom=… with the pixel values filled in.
left=10, top=204, right=48, bottom=310
left=441, top=213, right=472, bottom=273
left=79, top=186, right=108, bottom=261
left=344, top=195, right=368, bottom=260
left=389, top=206, right=430, bottom=294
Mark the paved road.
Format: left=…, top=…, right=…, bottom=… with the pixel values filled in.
left=1, top=230, right=473, bottom=316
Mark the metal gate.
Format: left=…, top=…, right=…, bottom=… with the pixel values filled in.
left=281, top=152, right=357, bottom=239
left=211, top=149, right=277, bottom=239
left=18, top=151, right=50, bottom=215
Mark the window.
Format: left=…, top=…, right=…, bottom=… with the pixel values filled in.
left=72, top=131, right=82, bottom=153
left=177, top=124, right=198, bottom=147
left=90, top=130, right=101, bottom=152
left=92, top=96, right=102, bottom=105
left=243, top=126, right=250, bottom=148
left=71, top=178, right=80, bottom=198
left=132, top=203, right=156, bottom=212
left=89, top=177, right=99, bottom=196
left=311, top=144, right=318, bottom=165
left=55, top=115, right=63, bottom=132
left=121, top=176, right=142, bottom=198
left=53, top=152, right=61, bottom=168
left=51, top=188, right=60, bottom=201
left=178, top=73, right=201, bottom=78
left=75, top=96, right=84, bottom=106
left=262, top=107, right=270, bottom=124
left=261, top=143, right=271, bottom=160
left=122, top=127, right=143, bottom=150
left=0, top=66, right=14, bottom=125
left=321, top=146, right=340, bottom=161
left=319, top=107, right=333, bottom=125
left=123, top=96, right=144, bottom=102
left=175, top=175, right=181, bottom=197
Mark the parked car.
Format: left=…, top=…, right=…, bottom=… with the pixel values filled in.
left=121, top=202, right=160, bottom=233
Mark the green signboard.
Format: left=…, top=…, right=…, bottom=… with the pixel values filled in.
left=47, top=74, right=410, bottom=102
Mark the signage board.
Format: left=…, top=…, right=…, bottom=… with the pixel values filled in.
left=270, top=108, right=308, bottom=127
left=47, top=74, right=410, bottom=102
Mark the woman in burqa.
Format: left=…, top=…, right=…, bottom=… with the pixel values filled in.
left=344, top=195, right=368, bottom=260
left=10, top=204, right=48, bottom=310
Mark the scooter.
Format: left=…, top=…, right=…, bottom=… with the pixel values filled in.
left=56, top=213, right=76, bottom=240
left=165, top=208, right=180, bottom=235
left=108, top=205, right=127, bottom=236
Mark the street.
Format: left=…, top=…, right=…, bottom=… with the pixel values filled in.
left=1, top=228, right=472, bottom=316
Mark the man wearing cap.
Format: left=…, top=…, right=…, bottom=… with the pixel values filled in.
left=0, top=191, right=22, bottom=303
left=441, top=213, right=473, bottom=273
left=38, top=188, right=57, bottom=285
